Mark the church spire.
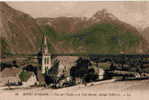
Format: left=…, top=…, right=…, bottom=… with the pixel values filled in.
left=41, top=33, right=51, bottom=74
left=41, top=32, right=49, bottom=55
left=43, top=35, right=48, bottom=55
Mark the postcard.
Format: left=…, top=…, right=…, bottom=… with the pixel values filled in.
left=0, top=1, right=149, bottom=100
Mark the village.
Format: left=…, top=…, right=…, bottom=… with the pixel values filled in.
left=0, top=35, right=149, bottom=91
left=0, top=35, right=106, bottom=89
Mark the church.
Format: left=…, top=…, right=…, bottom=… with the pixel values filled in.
left=39, top=34, right=77, bottom=78
left=40, top=35, right=52, bottom=74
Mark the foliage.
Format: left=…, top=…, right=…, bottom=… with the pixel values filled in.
left=45, top=60, right=60, bottom=84
left=70, top=57, right=98, bottom=82
left=70, top=57, right=91, bottom=78
left=69, top=23, right=140, bottom=53
left=40, top=23, right=141, bottom=54
left=0, top=38, right=11, bottom=55
left=19, top=71, right=31, bottom=82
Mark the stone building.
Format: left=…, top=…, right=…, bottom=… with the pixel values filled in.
left=52, top=56, right=78, bottom=78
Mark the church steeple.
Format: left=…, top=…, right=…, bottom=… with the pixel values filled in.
left=42, top=35, right=48, bottom=55
left=41, top=33, right=51, bottom=74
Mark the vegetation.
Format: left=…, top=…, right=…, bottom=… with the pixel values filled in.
left=40, top=23, right=141, bottom=54
left=0, top=38, right=11, bottom=55
left=44, top=60, right=60, bottom=84
left=19, top=71, right=32, bottom=82
left=40, top=25, right=58, bottom=53
left=70, top=57, right=98, bottom=82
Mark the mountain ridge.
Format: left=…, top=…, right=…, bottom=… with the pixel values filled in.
left=0, top=2, right=148, bottom=56
left=0, top=2, right=42, bottom=56
left=36, top=9, right=148, bottom=54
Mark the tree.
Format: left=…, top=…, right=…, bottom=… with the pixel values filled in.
left=19, top=71, right=31, bottom=82
left=70, top=57, right=97, bottom=82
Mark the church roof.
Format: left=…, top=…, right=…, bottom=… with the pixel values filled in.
left=54, top=56, right=78, bottom=67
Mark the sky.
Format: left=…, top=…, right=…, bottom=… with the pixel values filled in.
left=7, top=1, right=149, bottom=30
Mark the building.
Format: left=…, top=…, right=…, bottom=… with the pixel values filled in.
left=41, top=35, right=52, bottom=74
left=53, top=56, right=78, bottom=77
left=0, top=67, right=21, bottom=85
left=22, top=72, right=37, bottom=87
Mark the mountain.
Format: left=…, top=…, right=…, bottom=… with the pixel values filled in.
left=36, top=9, right=148, bottom=54
left=0, top=2, right=148, bottom=56
left=36, top=17, right=88, bottom=34
left=0, top=2, right=42, bottom=56
left=36, top=9, right=118, bottom=34
left=143, top=27, right=149, bottom=43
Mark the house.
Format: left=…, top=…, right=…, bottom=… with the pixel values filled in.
left=22, top=72, right=38, bottom=87
left=0, top=67, right=21, bottom=85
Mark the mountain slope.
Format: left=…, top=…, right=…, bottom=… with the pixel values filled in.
left=0, top=2, right=42, bottom=56
left=143, top=27, right=149, bottom=43
left=36, top=17, right=89, bottom=34
left=37, top=9, right=148, bottom=54
left=0, top=3, right=148, bottom=56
